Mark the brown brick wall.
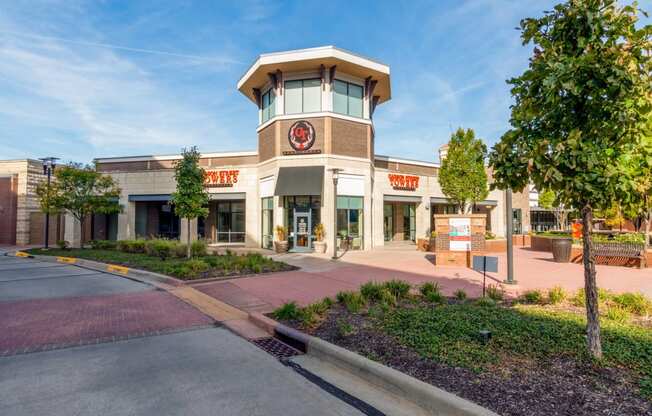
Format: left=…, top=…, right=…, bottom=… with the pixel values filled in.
left=97, top=161, right=149, bottom=172
left=97, top=154, right=259, bottom=173
left=29, top=212, right=65, bottom=245
left=331, top=118, right=368, bottom=159
left=279, top=117, right=326, bottom=154
left=258, top=124, right=276, bottom=162
left=374, top=159, right=438, bottom=177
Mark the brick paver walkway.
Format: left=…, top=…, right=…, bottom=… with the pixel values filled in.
left=196, top=247, right=652, bottom=312
left=0, top=291, right=213, bottom=356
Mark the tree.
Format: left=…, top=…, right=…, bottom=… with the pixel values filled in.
left=171, top=147, right=209, bottom=258
left=538, top=188, right=569, bottom=230
left=36, top=164, right=121, bottom=246
left=488, top=0, right=651, bottom=358
left=439, top=128, right=489, bottom=214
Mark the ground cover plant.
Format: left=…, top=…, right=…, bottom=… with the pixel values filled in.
left=28, top=239, right=295, bottom=280
left=273, top=280, right=652, bottom=416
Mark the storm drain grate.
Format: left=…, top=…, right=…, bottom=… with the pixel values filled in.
left=252, top=337, right=302, bottom=359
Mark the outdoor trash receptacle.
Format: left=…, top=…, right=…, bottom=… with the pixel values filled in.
left=552, top=238, right=572, bottom=263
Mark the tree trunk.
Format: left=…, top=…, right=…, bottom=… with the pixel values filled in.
left=79, top=218, right=85, bottom=249
left=644, top=208, right=651, bottom=268
left=581, top=205, right=602, bottom=359
left=187, top=219, right=191, bottom=259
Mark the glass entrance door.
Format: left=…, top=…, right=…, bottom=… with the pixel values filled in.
left=293, top=211, right=311, bottom=251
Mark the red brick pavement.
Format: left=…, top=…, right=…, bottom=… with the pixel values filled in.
left=0, top=291, right=214, bottom=356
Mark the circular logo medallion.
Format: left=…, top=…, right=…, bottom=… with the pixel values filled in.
left=288, top=120, right=316, bottom=152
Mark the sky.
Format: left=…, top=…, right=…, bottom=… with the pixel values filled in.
left=1, top=0, right=650, bottom=165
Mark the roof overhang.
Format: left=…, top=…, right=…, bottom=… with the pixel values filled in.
left=237, top=46, right=391, bottom=105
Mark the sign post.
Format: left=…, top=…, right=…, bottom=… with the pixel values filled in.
left=472, top=255, right=498, bottom=297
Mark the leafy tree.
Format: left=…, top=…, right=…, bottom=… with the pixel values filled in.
left=597, top=203, right=625, bottom=230
left=538, top=188, right=569, bottom=230
left=36, top=164, right=121, bottom=246
left=439, top=128, right=489, bottom=213
left=171, top=147, right=209, bottom=258
left=488, top=0, right=651, bottom=358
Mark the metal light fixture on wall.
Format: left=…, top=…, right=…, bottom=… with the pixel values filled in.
left=39, top=157, right=60, bottom=250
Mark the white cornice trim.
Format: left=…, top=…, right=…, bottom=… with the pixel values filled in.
left=238, top=46, right=390, bottom=90
left=95, top=151, right=258, bottom=164
left=257, top=153, right=374, bottom=169
left=257, top=112, right=373, bottom=133
left=375, top=155, right=440, bottom=168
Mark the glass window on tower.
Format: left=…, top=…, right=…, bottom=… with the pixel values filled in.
left=333, top=79, right=364, bottom=118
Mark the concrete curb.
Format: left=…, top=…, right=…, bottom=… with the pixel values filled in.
left=248, top=312, right=499, bottom=416
left=22, top=253, right=185, bottom=289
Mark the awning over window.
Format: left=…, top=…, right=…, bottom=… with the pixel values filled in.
left=209, top=192, right=246, bottom=201
left=128, top=194, right=171, bottom=202
left=384, top=195, right=422, bottom=203
left=274, top=166, right=324, bottom=196
left=430, top=196, right=497, bottom=206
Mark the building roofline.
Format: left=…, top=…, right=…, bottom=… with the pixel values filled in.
left=375, top=155, right=440, bottom=169
left=237, top=45, right=390, bottom=90
left=94, top=151, right=258, bottom=164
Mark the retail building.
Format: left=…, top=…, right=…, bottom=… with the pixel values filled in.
left=88, top=46, right=529, bottom=256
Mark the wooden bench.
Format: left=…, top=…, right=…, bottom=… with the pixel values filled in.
left=593, top=242, right=645, bottom=268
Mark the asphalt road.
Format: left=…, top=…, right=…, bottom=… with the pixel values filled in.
left=0, top=254, right=148, bottom=302
left=0, top=252, right=363, bottom=415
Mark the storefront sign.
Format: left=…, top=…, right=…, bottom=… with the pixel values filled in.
left=449, top=217, right=471, bottom=251
left=388, top=174, right=419, bottom=191
left=284, top=120, right=321, bottom=155
left=204, top=169, right=239, bottom=187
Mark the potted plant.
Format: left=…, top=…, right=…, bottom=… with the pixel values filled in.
left=313, top=223, right=327, bottom=253
left=274, top=225, right=288, bottom=253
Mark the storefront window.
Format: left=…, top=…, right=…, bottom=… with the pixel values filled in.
left=337, top=196, right=363, bottom=250
left=333, top=79, right=363, bottom=118
left=261, top=89, right=275, bottom=123
left=403, top=204, right=416, bottom=242
left=285, top=79, right=321, bottom=114
left=135, top=201, right=180, bottom=239
left=261, top=197, right=273, bottom=249
left=383, top=203, right=393, bottom=241
left=216, top=201, right=245, bottom=243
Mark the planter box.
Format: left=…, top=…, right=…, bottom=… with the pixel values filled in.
left=416, top=238, right=430, bottom=252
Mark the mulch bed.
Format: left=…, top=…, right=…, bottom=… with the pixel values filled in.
left=282, top=304, right=652, bottom=416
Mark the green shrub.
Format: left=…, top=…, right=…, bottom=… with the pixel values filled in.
left=117, top=239, right=146, bottom=253
left=56, top=240, right=69, bottom=250
left=420, top=282, right=445, bottom=304
left=454, top=289, right=467, bottom=301
left=174, top=243, right=188, bottom=258
left=173, top=258, right=209, bottom=279
left=612, top=292, right=652, bottom=316
left=145, top=239, right=176, bottom=260
left=522, top=290, right=544, bottom=304
left=476, top=297, right=497, bottom=307
left=273, top=302, right=301, bottom=320
left=89, top=240, right=117, bottom=250
left=360, top=281, right=385, bottom=302
left=604, top=306, right=630, bottom=323
left=486, top=285, right=503, bottom=301
left=384, top=280, right=411, bottom=300
left=336, top=291, right=366, bottom=313
left=573, top=287, right=613, bottom=307
left=190, top=239, right=208, bottom=257
left=547, top=286, right=566, bottom=305
left=337, top=319, right=355, bottom=337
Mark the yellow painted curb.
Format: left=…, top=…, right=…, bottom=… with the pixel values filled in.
left=107, top=264, right=129, bottom=275
left=170, top=287, right=248, bottom=322
left=15, top=251, right=31, bottom=258
left=56, top=256, right=77, bottom=264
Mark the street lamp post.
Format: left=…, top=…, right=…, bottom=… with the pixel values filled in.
left=39, top=157, right=59, bottom=249
left=330, top=168, right=342, bottom=260
left=504, top=188, right=517, bottom=284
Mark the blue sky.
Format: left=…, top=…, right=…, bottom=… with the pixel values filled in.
left=1, top=0, right=650, bottom=164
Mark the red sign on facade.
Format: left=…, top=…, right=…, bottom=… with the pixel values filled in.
left=204, top=170, right=239, bottom=187
left=388, top=174, right=419, bottom=191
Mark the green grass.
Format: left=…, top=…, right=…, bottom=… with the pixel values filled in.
left=379, top=302, right=652, bottom=397
left=27, top=248, right=289, bottom=280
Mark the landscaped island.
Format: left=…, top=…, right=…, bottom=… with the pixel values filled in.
left=28, top=239, right=295, bottom=280
left=274, top=281, right=652, bottom=416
